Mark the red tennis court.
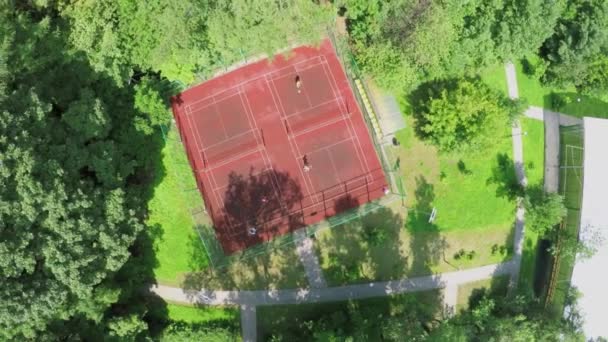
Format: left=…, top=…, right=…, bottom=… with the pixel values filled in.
left=171, top=39, right=388, bottom=254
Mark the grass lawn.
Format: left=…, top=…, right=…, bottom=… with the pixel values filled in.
left=257, top=290, right=441, bottom=341
left=515, top=58, right=608, bottom=118
left=456, top=276, right=509, bottom=312
left=387, top=116, right=516, bottom=232
left=166, top=303, right=240, bottom=324
left=147, top=128, right=208, bottom=285
left=521, top=118, right=544, bottom=188
left=480, top=63, right=509, bottom=95
left=518, top=118, right=545, bottom=292
left=314, top=70, right=518, bottom=286
left=315, top=200, right=513, bottom=286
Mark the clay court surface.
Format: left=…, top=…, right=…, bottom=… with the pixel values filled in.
left=172, top=39, right=387, bottom=253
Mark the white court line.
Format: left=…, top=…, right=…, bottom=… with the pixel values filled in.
left=208, top=163, right=273, bottom=235
left=282, top=97, right=343, bottom=120
left=293, top=136, right=354, bottom=159
left=289, top=114, right=347, bottom=139
left=265, top=56, right=323, bottom=80
left=203, top=146, right=264, bottom=172
left=320, top=57, right=372, bottom=180
left=186, top=56, right=323, bottom=109
left=203, top=169, right=237, bottom=232
left=245, top=81, right=311, bottom=214
left=259, top=150, right=289, bottom=213
left=265, top=75, right=320, bottom=204
left=211, top=95, right=231, bottom=141
left=239, top=83, right=289, bottom=209
left=183, top=106, right=208, bottom=167
left=189, top=96, right=230, bottom=149
left=239, top=88, right=265, bottom=147
left=211, top=166, right=273, bottom=193
left=321, top=56, right=370, bottom=178
left=326, top=149, right=343, bottom=184
left=200, top=130, right=257, bottom=152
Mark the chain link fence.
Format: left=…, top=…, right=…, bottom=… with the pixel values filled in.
left=160, top=30, right=406, bottom=269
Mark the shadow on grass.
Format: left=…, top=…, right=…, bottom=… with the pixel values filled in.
left=543, top=92, right=608, bottom=119
left=465, top=276, right=510, bottom=310
left=486, top=153, right=523, bottom=201
left=181, top=232, right=306, bottom=291
left=319, top=203, right=406, bottom=284
left=405, top=176, right=452, bottom=277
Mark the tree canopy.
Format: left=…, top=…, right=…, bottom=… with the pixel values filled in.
left=411, top=79, right=523, bottom=152
left=342, top=0, right=565, bottom=93
left=540, top=0, right=608, bottom=92
left=2, top=0, right=604, bottom=339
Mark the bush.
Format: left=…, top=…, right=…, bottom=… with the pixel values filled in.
left=524, top=186, right=566, bottom=237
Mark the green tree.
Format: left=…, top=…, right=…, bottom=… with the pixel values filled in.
left=0, top=8, right=160, bottom=339
left=134, top=76, right=175, bottom=133
left=428, top=294, right=585, bottom=341
left=540, top=0, right=608, bottom=91
left=206, top=0, right=333, bottom=67
left=524, top=186, right=567, bottom=236
left=491, top=0, right=565, bottom=61
left=411, top=79, right=520, bottom=152
left=59, top=0, right=210, bottom=84
left=160, top=323, right=239, bottom=342
left=106, top=314, right=148, bottom=340
left=342, top=0, right=564, bottom=92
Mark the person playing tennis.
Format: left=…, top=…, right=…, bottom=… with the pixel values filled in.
left=302, top=155, right=311, bottom=172
left=295, top=75, right=302, bottom=94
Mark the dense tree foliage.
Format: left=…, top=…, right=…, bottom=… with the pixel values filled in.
left=59, top=0, right=332, bottom=84
left=540, top=0, right=608, bottom=93
left=266, top=294, right=442, bottom=341
left=342, top=0, right=564, bottom=93
left=411, top=79, right=524, bottom=152
left=0, top=7, right=164, bottom=338
left=428, top=294, right=584, bottom=341
left=525, top=186, right=567, bottom=236
left=3, top=0, right=604, bottom=339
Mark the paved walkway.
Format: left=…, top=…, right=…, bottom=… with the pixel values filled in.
left=523, top=106, right=583, bottom=193
left=543, top=110, right=560, bottom=193
left=150, top=262, right=515, bottom=306
left=524, top=106, right=584, bottom=126
left=293, top=229, right=327, bottom=288
left=240, top=305, right=257, bottom=342
left=443, top=284, right=458, bottom=316
left=505, top=63, right=527, bottom=291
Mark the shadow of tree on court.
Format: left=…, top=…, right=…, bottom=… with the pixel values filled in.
left=486, top=153, right=524, bottom=201
left=332, top=194, right=360, bottom=215
left=214, top=168, right=305, bottom=253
